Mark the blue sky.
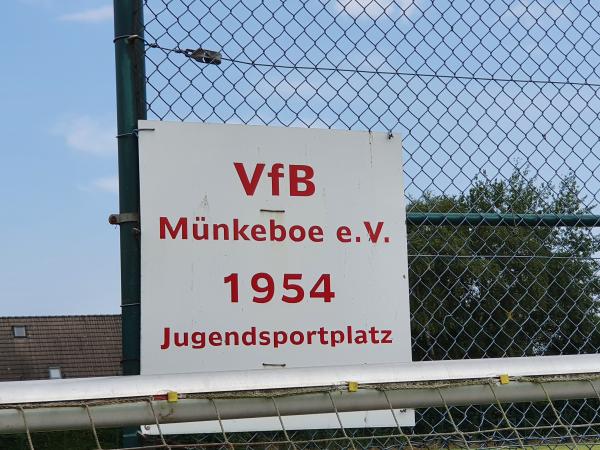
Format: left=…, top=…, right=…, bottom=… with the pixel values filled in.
left=144, top=0, right=600, bottom=201
left=2, top=0, right=599, bottom=315
left=1, top=1, right=120, bottom=315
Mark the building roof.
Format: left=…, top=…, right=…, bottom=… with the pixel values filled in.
left=0, top=315, right=121, bottom=381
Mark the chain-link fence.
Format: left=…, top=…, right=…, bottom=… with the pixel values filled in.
left=143, top=0, right=600, bottom=359
left=137, top=0, right=600, bottom=446
left=2, top=359, right=600, bottom=450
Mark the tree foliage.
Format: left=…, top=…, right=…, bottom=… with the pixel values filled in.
left=408, top=169, right=600, bottom=360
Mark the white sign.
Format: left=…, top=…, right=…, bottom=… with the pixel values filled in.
left=139, top=120, right=413, bottom=431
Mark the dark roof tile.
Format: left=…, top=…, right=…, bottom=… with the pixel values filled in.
left=0, top=315, right=122, bottom=381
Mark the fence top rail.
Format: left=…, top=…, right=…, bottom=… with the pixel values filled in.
left=0, top=354, right=598, bottom=406
left=405, top=212, right=600, bottom=227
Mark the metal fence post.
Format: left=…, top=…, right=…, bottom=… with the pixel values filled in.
left=113, top=0, right=146, bottom=446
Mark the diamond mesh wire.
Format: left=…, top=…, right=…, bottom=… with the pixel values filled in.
left=1, top=374, right=599, bottom=449
left=140, top=0, right=600, bottom=446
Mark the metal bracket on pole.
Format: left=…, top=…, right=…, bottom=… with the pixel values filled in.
left=108, top=212, right=140, bottom=225
left=187, top=48, right=222, bottom=65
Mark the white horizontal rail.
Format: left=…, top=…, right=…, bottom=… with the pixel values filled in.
left=0, top=355, right=599, bottom=434
left=1, top=354, right=598, bottom=405
left=1, top=379, right=599, bottom=434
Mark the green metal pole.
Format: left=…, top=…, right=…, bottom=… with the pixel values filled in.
left=406, top=212, right=600, bottom=227
left=113, top=0, right=146, bottom=446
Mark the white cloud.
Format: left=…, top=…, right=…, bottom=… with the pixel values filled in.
left=17, top=0, right=56, bottom=6
left=58, top=5, right=113, bottom=23
left=91, top=176, right=119, bottom=194
left=54, top=115, right=116, bottom=155
left=336, top=0, right=416, bottom=18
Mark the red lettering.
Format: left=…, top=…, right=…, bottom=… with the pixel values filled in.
left=336, top=226, right=351, bottom=243
left=160, top=327, right=171, bottom=349
left=331, top=330, right=344, bottom=347
left=209, top=332, right=222, bottom=346
left=233, top=219, right=250, bottom=240
left=354, top=329, right=368, bottom=344
left=251, top=224, right=266, bottom=241
left=380, top=329, right=393, bottom=344
left=289, top=164, right=315, bottom=196
left=227, top=273, right=334, bottom=304
left=269, top=219, right=286, bottom=241
left=160, top=217, right=187, bottom=239
left=234, top=162, right=265, bottom=196
left=310, top=274, right=335, bottom=302
left=267, top=163, right=285, bottom=196
left=369, top=326, right=380, bottom=344
left=159, top=327, right=393, bottom=349
left=213, top=223, right=229, bottom=240
left=225, top=331, right=240, bottom=346
left=274, top=331, right=287, bottom=348
left=191, top=332, right=205, bottom=349
left=308, top=225, right=323, bottom=242
left=364, top=221, right=384, bottom=243
left=290, top=331, right=305, bottom=345
left=224, top=273, right=239, bottom=303
left=282, top=274, right=303, bottom=303
left=259, top=330, right=271, bottom=345
left=318, top=327, right=328, bottom=345
left=242, top=327, right=256, bottom=345
left=289, top=225, right=306, bottom=242
left=174, top=331, right=188, bottom=347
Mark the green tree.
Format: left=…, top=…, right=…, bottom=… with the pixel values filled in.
left=408, top=169, right=600, bottom=361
